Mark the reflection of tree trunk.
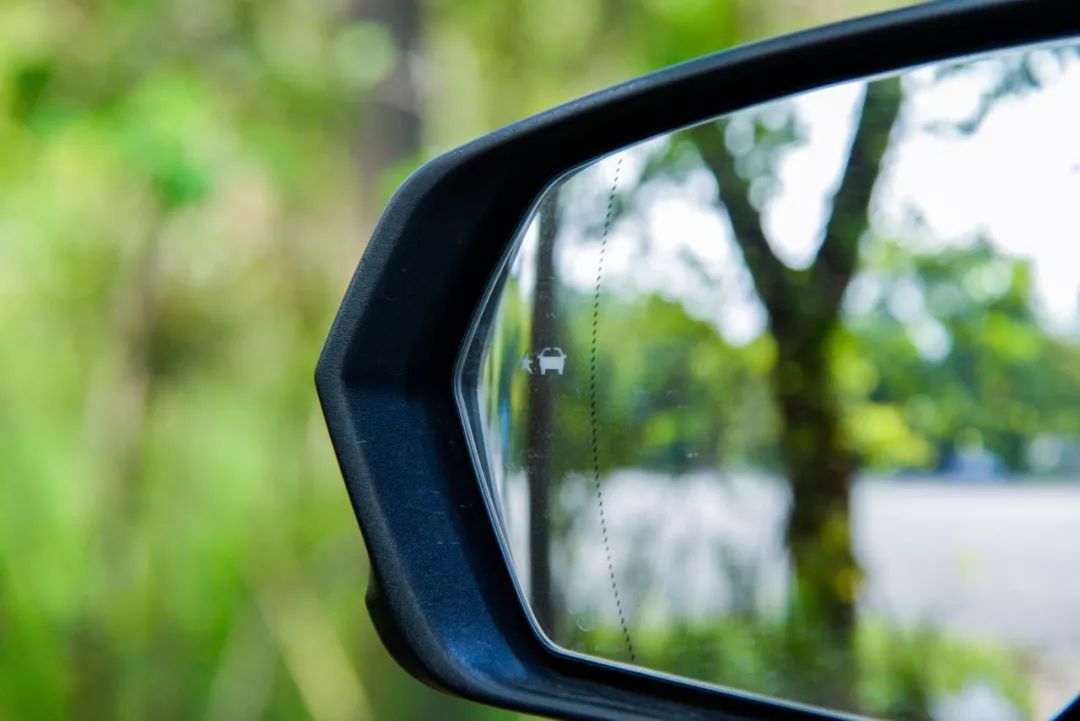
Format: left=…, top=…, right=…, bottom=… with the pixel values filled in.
left=690, top=77, right=902, bottom=702
left=772, top=323, right=855, bottom=631
left=525, top=195, right=560, bottom=636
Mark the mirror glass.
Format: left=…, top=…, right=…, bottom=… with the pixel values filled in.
left=458, top=39, right=1080, bottom=720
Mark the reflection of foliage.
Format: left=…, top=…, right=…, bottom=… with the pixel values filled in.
left=848, top=237, right=1080, bottom=473
left=927, top=47, right=1080, bottom=136
left=563, top=292, right=778, bottom=475
left=490, top=286, right=780, bottom=478
left=857, top=622, right=1031, bottom=721
left=568, top=618, right=1032, bottom=720
left=496, top=226, right=1080, bottom=715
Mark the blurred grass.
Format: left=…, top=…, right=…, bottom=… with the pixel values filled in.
left=0, top=0, right=913, bottom=718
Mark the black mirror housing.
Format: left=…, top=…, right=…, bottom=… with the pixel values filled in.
left=316, top=2, right=1080, bottom=718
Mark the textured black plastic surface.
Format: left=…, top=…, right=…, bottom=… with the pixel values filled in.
left=316, top=2, right=1080, bottom=718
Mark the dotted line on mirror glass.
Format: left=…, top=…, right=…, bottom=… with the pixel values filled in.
left=587, top=155, right=635, bottom=664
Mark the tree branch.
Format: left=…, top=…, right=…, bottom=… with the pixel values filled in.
left=814, top=76, right=903, bottom=310
left=687, top=122, right=793, bottom=320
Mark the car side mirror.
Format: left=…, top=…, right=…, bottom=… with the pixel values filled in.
left=318, top=2, right=1080, bottom=719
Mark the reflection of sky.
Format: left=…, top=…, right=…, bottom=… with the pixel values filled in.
left=554, top=44, right=1080, bottom=344
left=886, top=54, right=1080, bottom=327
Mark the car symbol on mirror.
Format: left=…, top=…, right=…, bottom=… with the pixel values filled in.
left=537, top=347, right=566, bottom=376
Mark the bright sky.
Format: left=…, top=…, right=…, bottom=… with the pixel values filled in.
left=537, top=41, right=1080, bottom=346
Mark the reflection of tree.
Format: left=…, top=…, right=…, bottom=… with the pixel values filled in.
left=520, top=50, right=1080, bottom=716
left=684, top=77, right=903, bottom=683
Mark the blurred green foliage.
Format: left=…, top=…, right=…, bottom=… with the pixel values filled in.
left=848, top=237, right=1080, bottom=472
left=567, top=617, right=1030, bottom=719
left=488, top=239, right=1068, bottom=719
left=0, top=1, right=917, bottom=719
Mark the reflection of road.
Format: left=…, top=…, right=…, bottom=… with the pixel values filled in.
left=532, top=471, right=1080, bottom=652
left=497, top=471, right=1080, bottom=715
left=504, top=471, right=1080, bottom=717
left=855, top=480, right=1080, bottom=651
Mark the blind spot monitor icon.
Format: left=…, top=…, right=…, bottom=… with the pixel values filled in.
left=520, top=348, right=567, bottom=376
left=537, top=347, right=566, bottom=376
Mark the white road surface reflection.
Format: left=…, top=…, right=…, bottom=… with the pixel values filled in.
left=501, top=471, right=1080, bottom=717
